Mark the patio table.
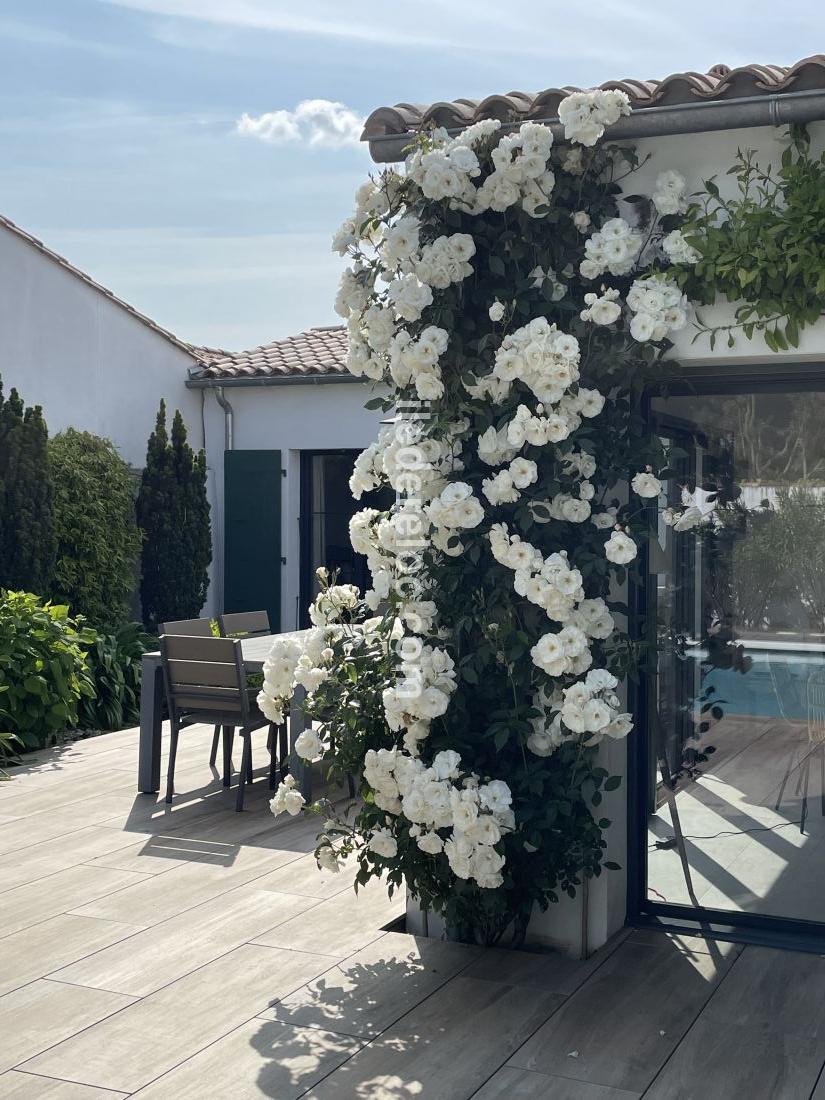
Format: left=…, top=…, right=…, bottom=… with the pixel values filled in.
left=137, top=630, right=310, bottom=797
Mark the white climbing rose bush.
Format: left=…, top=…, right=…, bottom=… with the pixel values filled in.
left=264, top=92, right=699, bottom=944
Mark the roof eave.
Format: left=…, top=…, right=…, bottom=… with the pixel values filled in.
left=365, top=87, right=825, bottom=163
left=186, top=372, right=363, bottom=388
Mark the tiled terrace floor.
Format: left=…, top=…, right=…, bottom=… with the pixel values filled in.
left=2, top=725, right=825, bottom=1098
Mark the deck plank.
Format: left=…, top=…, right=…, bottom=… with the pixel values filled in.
left=19, top=944, right=334, bottom=1093
left=304, top=976, right=564, bottom=1100
left=473, top=1067, right=641, bottom=1099
left=266, top=931, right=481, bottom=1037
left=507, top=938, right=736, bottom=1093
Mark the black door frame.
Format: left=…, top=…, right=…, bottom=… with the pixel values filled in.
left=627, top=359, right=825, bottom=952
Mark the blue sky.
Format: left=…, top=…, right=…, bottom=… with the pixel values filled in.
left=0, top=1, right=819, bottom=349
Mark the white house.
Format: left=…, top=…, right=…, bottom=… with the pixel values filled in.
left=8, top=53, right=825, bottom=957
left=0, top=213, right=382, bottom=625
left=362, top=55, right=825, bottom=955
left=189, top=329, right=383, bottom=631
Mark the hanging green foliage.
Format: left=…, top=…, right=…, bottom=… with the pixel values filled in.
left=672, top=124, right=825, bottom=350
left=50, top=428, right=142, bottom=629
left=0, top=379, right=56, bottom=595
left=136, top=400, right=212, bottom=630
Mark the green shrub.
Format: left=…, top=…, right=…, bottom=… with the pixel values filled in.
left=78, top=622, right=153, bottom=732
left=0, top=380, right=56, bottom=594
left=136, top=401, right=212, bottom=630
left=0, top=591, right=95, bottom=751
left=50, top=429, right=142, bottom=629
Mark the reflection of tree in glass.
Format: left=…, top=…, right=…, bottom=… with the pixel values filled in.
left=727, top=503, right=794, bottom=631
left=775, top=488, right=825, bottom=631
left=686, top=392, right=825, bottom=484
left=725, top=490, right=825, bottom=633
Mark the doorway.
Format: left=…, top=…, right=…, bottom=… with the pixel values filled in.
left=298, top=449, right=393, bottom=628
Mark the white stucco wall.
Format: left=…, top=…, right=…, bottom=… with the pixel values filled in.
left=199, top=379, right=383, bottom=630
left=0, top=223, right=218, bottom=609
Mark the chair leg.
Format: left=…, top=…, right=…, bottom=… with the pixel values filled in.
left=165, top=721, right=180, bottom=804
left=222, top=726, right=234, bottom=788
left=236, top=732, right=252, bottom=812
left=209, top=724, right=221, bottom=767
left=245, top=741, right=254, bottom=783
left=347, top=772, right=356, bottom=800
left=268, top=723, right=278, bottom=790
left=278, top=722, right=289, bottom=782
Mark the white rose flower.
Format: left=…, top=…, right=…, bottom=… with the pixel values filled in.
left=582, top=698, right=611, bottom=732
left=588, top=297, right=622, bottom=326
left=604, top=713, right=634, bottom=739
left=573, top=210, right=591, bottom=231
left=294, top=728, right=324, bottom=762
left=586, top=668, right=618, bottom=691
left=509, top=457, right=538, bottom=489
left=629, top=311, right=657, bottom=342
left=662, top=229, right=700, bottom=265
left=488, top=299, right=506, bottom=322
left=432, top=749, right=461, bottom=780
left=270, top=775, right=305, bottom=818
left=605, top=530, right=637, bottom=565
left=368, top=828, right=399, bottom=859
left=631, top=471, right=663, bottom=498
left=478, top=778, right=512, bottom=815
left=531, top=632, right=566, bottom=674
left=561, top=497, right=591, bottom=523
left=417, top=830, right=444, bottom=854
left=591, top=510, right=616, bottom=530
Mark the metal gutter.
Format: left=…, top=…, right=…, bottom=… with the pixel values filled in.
left=366, top=87, right=825, bottom=162
left=186, top=373, right=364, bottom=390
left=214, top=385, right=234, bottom=451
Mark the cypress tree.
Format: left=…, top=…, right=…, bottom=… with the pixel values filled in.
left=136, top=401, right=211, bottom=630
left=0, top=379, right=56, bottom=593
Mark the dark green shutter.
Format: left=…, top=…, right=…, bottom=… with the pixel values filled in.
left=224, top=449, right=281, bottom=629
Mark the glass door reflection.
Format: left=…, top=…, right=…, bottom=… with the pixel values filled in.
left=647, top=386, right=825, bottom=924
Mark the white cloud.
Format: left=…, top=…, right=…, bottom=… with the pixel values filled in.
left=237, top=99, right=364, bottom=149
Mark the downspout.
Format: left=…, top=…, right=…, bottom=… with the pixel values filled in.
left=214, top=385, right=234, bottom=451
left=367, top=87, right=825, bottom=162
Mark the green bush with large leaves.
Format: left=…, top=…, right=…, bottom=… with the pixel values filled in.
left=0, top=591, right=95, bottom=753
left=50, top=428, right=142, bottom=630
left=78, top=621, right=153, bottom=733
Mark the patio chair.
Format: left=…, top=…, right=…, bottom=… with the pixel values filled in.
left=218, top=610, right=291, bottom=777
left=161, top=617, right=223, bottom=768
left=160, top=634, right=281, bottom=811
left=218, top=610, right=271, bottom=637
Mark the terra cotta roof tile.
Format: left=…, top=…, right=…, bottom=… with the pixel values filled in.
left=191, top=326, right=348, bottom=379
left=361, top=56, right=825, bottom=142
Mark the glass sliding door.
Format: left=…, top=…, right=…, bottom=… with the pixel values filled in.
left=639, top=375, right=825, bottom=935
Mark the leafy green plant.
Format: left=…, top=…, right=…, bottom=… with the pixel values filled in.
left=674, top=125, right=825, bottom=349
left=0, top=591, right=95, bottom=751
left=0, top=379, right=56, bottom=594
left=50, top=429, right=142, bottom=629
left=136, top=401, right=212, bottom=631
left=78, top=621, right=153, bottom=732
left=0, top=731, right=22, bottom=776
